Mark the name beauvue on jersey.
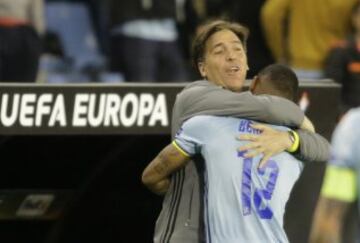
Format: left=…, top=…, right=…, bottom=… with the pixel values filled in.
left=0, top=93, right=169, bottom=128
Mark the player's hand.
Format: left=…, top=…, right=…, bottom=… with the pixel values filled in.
left=237, top=124, right=292, bottom=168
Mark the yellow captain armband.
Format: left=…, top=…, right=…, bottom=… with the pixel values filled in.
left=172, top=141, right=190, bottom=157
left=286, top=130, right=300, bottom=153
left=321, top=165, right=357, bottom=202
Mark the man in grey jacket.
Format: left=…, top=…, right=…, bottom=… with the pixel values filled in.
left=153, top=20, right=330, bottom=243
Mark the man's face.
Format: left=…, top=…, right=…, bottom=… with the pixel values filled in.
left=198, top=29, right=248, bottom=92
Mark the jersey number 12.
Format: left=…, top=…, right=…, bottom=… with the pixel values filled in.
left=238, top=151, right=279, bottom=219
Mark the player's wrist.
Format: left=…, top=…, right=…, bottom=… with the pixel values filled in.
left=286, top=130, right=300, bottom=153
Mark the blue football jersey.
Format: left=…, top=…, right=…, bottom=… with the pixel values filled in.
left=174, top=116, right=303, bottom=243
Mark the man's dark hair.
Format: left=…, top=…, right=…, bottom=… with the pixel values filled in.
left=191, top=20, right=249, bottom=75
left=258, top=64, right=299, bottom=102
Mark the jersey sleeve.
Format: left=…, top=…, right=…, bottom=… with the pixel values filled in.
left=173, top=117, right=206, bottom=157
left=295, top=130, right=330, bottom=162
left=320, top=111, right=359, bottom=202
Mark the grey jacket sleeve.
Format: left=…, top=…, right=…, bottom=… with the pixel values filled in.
left=294, top=129, right=331, bottom=162
left=171, top=81, right=330, bottom=162
left=175, top=81, right=304, bottom=129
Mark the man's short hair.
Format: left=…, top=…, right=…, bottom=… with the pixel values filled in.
left=258, top=64, right=299, bottom=102
left=191, top=20, right=249, bottom=75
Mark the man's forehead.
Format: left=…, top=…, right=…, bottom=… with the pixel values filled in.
left=206, top=31, right=242, bottom=47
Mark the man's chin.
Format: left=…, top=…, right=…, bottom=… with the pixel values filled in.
left=227, top=82, right=244, bottom=92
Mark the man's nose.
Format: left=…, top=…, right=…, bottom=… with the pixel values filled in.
left=226, top=51, right=236, bottom=61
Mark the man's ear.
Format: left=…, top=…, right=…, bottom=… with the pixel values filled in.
left=249, top=76, right=259, bottom=93
left=198, top=62, right=207, bottom=78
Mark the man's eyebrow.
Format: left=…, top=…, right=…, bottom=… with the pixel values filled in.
left=211, top=42, right=225, bottom=50
left=231, top=40, right=243, bottom=45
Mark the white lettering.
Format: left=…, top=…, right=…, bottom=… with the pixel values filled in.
left=104, top=94, right=121, bottom=126
left=49, top=94, right=66, bottom=126
left=121, top=93, right=138, bottom=127
left=149, top=94, right=168, bottom=126
left=1, top=94, right=20, bottom=127
left=35, top=94, right=52, bottom=126
left=137, top=94, right=154, bottom=126
left=73, top=94, right=89, bottom=126
left=20, top=94, right=36, bottom=127
left=88, top=94, right=106, bottom=127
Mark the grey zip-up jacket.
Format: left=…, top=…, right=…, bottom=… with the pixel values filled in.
left=154, top=80, right=330, bottom=243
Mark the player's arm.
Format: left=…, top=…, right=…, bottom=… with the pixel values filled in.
left=289, top=108, right=328, bottom=163
left=292, top=116, right=330, bottom=163
left=177, top=82, right=305, bottom=128
left=175, top=82, right=330, bottom=163
left=238, top=118, right=329, bottom=165
left=309, top=198, right=350, bottom=243
left=237, top=116, right=318, bottom=167
left=294, top=112, right=328, bottom=163
left=237, top=123, right=299, bottom=168
left=309, top=165, right=357, bottom=243
left=301, top=116, right=315, bottom=132
left=241, top=130, right=330, bottom=164
left=142, top=142, right=191, bottom=195
left=295, top=130, right=330, bottom=162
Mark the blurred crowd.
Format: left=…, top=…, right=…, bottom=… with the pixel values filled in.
left=0, top=0, right=359, bottom=110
